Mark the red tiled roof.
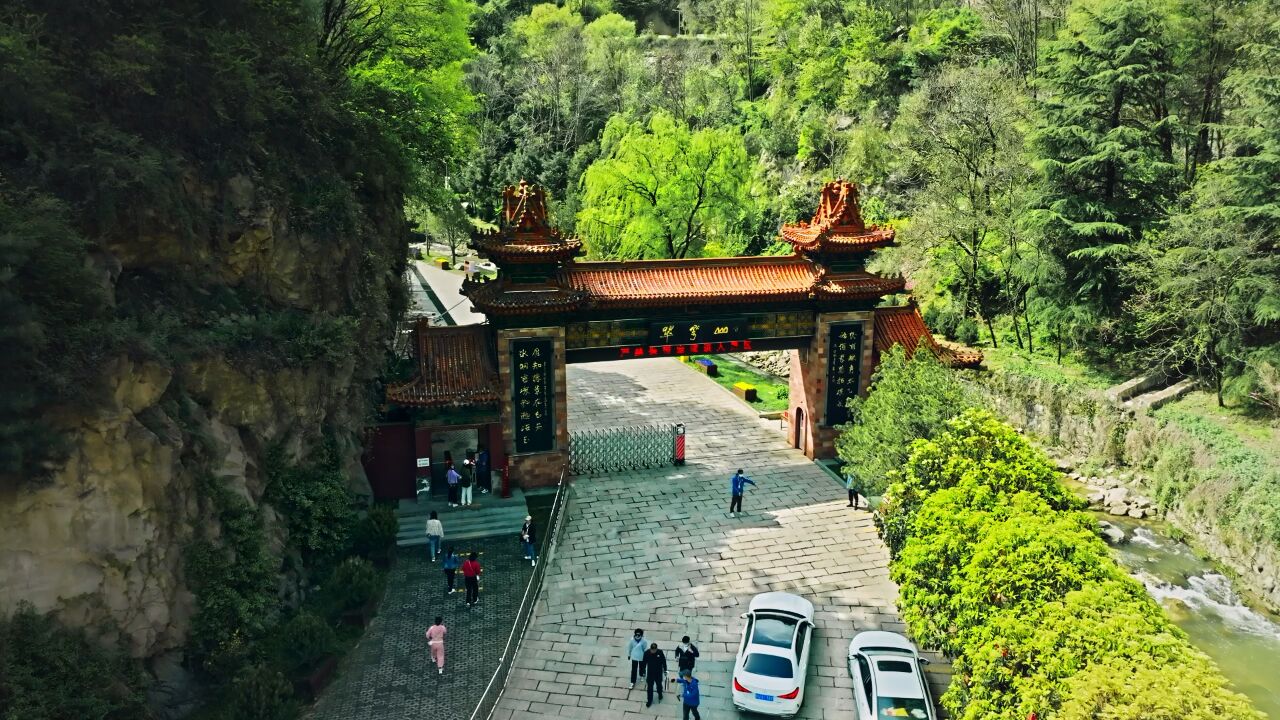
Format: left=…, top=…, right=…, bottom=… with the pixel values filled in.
left=874, top=305, right=983, bottom=369
left=558, top=256, right=902, bottom=309
left=385, top=324, right=501, bottom=407
left=463, top=277, right=589, bottom=315
left=472, top=231, right=584, bottom=264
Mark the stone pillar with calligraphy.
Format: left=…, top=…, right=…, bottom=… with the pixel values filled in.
left=496, top=326, right=569, bottom=488
left=788, top=311, right=875, bottom=459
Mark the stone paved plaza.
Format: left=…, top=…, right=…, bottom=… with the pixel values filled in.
left=492, top=358, right=948, bottom=720
left=309, top=535, right=534, bottom=720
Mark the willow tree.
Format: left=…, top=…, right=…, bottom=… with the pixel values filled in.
left=577, top=112, right=755, bottom=259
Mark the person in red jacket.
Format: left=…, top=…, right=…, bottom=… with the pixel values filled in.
left=461, top=552, right=483, bottom=608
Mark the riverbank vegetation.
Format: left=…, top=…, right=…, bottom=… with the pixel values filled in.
left=879, top=409, right=1262, bottom=719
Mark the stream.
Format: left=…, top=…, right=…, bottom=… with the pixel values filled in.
left=1100, top=514, right=1280, bottom=717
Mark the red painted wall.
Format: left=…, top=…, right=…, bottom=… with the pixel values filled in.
left=362, top=423, right=417, bottom=500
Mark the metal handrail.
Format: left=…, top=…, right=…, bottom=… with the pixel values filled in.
left=467, top=466, right=572, bottom=720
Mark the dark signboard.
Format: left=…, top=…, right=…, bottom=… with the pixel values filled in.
left=825, top=323, right=863, bottom=426
left=649, top=317, right=749, bottom=346
left=511, top=338, right=555, bottom=454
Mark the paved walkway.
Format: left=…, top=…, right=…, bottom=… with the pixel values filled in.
left=412, top=260, right=487, bottom=325
left=309, top=536, right=533, bottom=720
left=492, top=358, right=948, bottom=720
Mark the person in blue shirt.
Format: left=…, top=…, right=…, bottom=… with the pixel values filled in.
left=729, top=468, right=756, bottom=518
left=676, top=669, right=701, bottom=720
left=441, top=548, right=462, bottom=594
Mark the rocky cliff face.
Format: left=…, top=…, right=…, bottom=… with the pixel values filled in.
left=0, top=173, right=403, bottom=667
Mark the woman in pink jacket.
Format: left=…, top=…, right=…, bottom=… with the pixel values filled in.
left=425, top=616, right=446, bottom=674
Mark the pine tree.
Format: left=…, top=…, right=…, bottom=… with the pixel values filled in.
left=1029, top=0, right=1181, bottom=322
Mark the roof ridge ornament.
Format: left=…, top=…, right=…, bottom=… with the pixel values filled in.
left=503, top=179, right=552, bottom=236
left=812, top=178, right=866, bottom=232
left=780, top=180, right=894, bottom=257
left=473, top=181, right=584, bottom=265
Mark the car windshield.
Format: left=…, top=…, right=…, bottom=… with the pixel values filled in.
left=876, top=697, right=929, bottom=718
left=751, top=615, right=797, bottom=648
left=744, top=653, right=794, bottom=678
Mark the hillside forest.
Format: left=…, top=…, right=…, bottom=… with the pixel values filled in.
left=447, top=0, right=1280, bottom=416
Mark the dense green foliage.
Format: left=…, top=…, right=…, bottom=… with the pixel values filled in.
left=450, top=0, right=1280, bottom=413
left=0, top=605, right=148, bottom=720
left=835, top=346, right=975, bottom=497
left=881, top=410, right=1260, bottom=719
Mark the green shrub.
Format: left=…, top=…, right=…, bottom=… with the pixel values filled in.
left=0, top=604, right=148, bottom=720
left=323, top=558, right=383, bottom=614
left=887, top=410, right=1263, bottom=719
left=351, top=505, right=400, bottom=559
left=269, top=611, right=337, bottom=677
left=227, top=664, right=296, bottom=720
left=186, top=477, right=277, bottom=681
left=264, top=445, right=356, bottom=572
left=877, top=410, right=1078, bottom=558
left=836, top=346, right=976, bottom=497
left=953, top=316, right=980, bottom=346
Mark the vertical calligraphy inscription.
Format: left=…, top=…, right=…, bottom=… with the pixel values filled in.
left=511, top=337, right=556, bottom=454
left=824, top=322, right=863, bottom=427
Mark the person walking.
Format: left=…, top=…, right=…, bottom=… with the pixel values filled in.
left=520, top=515, right=538, bottom=566
left=626, top=628, right=648, bottom=687
left=846, top=472, right=863, bottom=509
left=676, top=669, right=701, bottom=720
left=674, top=635, right=699, bottom=674
left=460, top=458, right=475, bottom=506
left=425, top=616, right=447, bottom=675
left=442, top=548, right=461, bottom=593
left=643, top=642, right=668, bottom=707
left=729, top=468, right=756, bottom=517
left=425, top=511, right=444, bottom=562
left=477, top=446, right=491, bottom=494
left=461, top=552, right=482, bottom=608
left=446, top=464, right=461, bottom=507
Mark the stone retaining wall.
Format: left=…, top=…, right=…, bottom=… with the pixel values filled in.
left=970, top=370, right=1280, bottom=611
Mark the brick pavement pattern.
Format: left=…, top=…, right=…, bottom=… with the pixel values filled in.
left=492, top=357, right=948, bottom=720
left=309, top=534, right=534, bottom=720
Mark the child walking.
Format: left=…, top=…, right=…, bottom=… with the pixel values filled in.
left=425, top=616, right=446, bottom=675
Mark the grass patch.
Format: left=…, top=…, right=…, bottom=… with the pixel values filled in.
left=686, top=355, right=789, bottom=412
left=1160, top=390, right=1280, bottom=458
left=980, top=344, right=1127, bottom=390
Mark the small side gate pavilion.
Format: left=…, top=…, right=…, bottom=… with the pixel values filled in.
left=376, top=180, right=979, bottom=494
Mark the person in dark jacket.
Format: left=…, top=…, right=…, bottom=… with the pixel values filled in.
left=642, top=643, right=668, bottom=707
left=674, top=635, right=699, bottom=673
left=676, top=669, right=701, bottom=720
left=520, top=515, right=538, bottom=566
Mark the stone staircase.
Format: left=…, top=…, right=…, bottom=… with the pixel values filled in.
left=395, top=488, right=529, bottom=547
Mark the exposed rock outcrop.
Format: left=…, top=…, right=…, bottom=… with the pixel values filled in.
left=0, top=173, right=400, bottom=668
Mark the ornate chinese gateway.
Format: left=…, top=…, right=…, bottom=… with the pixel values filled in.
left=382, top=180, right=979, bottom=491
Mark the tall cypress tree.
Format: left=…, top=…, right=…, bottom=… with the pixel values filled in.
left=1029, top=0, right=1180, bottom=322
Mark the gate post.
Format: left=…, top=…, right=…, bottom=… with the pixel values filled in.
left=673, top=423, right=685, bottom=465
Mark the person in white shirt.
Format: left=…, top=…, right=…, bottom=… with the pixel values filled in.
left=425, top=511, right=444, bottom=561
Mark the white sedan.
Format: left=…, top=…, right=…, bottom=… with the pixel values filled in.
left=732, top=592, right=816, bottom=717
left=847, top=631, right=936, bottom=720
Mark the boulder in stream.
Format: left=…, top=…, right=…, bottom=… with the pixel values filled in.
left=1097, top=521, right=1126, bottom=544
